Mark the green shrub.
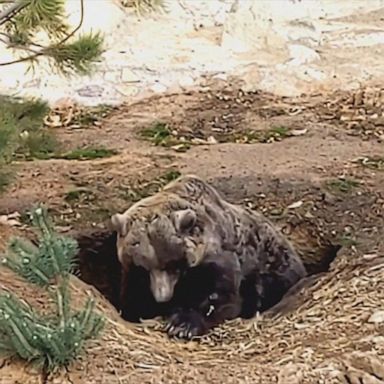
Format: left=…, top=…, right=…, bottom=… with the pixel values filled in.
left=0, top=206, right=104, bottom=372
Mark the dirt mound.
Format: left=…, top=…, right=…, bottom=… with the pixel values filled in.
left=0, top=239, right=383, bottom=383
left=1, top=85, right=384, bottom=383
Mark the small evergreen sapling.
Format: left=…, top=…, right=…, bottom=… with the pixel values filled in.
left=0, top=0, right=104, bottom=75
left=0, top=206, right=104, bottom=371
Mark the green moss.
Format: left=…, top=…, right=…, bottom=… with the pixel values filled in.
left=64, top=188, right=95, bottom=203
left=140, top=122, right=172, bottom=145
left=162, top=170, right=181, bottom=182
left=57, top=147, right=118, bottom=160
left=0, top=95, right=52, bottom=161
left=75, top=104, right=115, bottom=126
left=0, top=95, right=59, bottom=189
left=229, top=126, right=292, bottom=144
left=17, top=130, right=59, bottom=160
left=327, top=178, right=361, bottom=193
left=118, top=169, right=181, bottom=202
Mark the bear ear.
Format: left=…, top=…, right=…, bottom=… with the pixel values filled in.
left=172, top=209, right=196, bottom=232
left=110, top=213, right=130, bottom=236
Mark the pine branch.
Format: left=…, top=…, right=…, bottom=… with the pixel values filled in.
left=0, top=290, right=104, bottom=369
left=2, top=206, right=79, bottom=286
left=0, top=0, right=28, bottom=27
left=0, top=206, right=104, bottom=371
left=46, top=32, right=103, bottom=75
left=0, top=0, right=104, bottom=75
left=0, top=0, right=80, bottom=65
left=12, top=0, right=68, bottom=38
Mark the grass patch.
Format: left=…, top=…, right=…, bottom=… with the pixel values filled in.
left=76, top=206, right=112, bottom=224
left=140, top=123, right=293, bottom=148
left=263, top=126, right=291, bottom=142
left=162, top=170, right=181, bottom=183
left=140, top=122, right=173, bottom=145
left=64, top=188, right=95, bottom=203
left=118, top=169, right=181, bottom=202
left=57, top=147, right=118, bottom=160
left=53, top=205, right=112, bottom=227
left=327, top=178, right=361, bottom=193
left=139, top=122, right=191, bottom=152
left=17, top=130, right=59, bottom=160
left=0, top=170, right=13, bottom=193
left=338, top=233, right=358, bottom=248
left=121, top=0, right=165, bottom=14
left=232, top=126, right=291, bottom=144
left=0, top=96, right=56, bottom=159
left=0, top=95, right=58, bottom=189
left=74, top=104, right=114, bottom=126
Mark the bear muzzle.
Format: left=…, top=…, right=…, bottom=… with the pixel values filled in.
left=150, top=270, right=178, bottom=303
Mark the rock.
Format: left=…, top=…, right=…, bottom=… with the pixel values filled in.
left=178, top=76, right=195, bottom=88
left=212, top=73, right=228, bottom=81
left=285, top=20, right=321, bottom=46
left=287, top=44, right=320, bottom=65
left=258, top=70, right=303, bottom=97
left=121, top=68, right=140, bottom=83
left=368, top=311, right=384, bottom=324
left=76, top=85, right=104, bottom=98
left=0, top=214, right=22, bottom=227
left=1, top=0, right=384, bottom=108
left=104, top=70, right=120, bottom=82
left=291, top=128, right=308, bottom=136
left=277, top=363, right=306, bottom=384
left=52, top=97, right=77, bottom=110
left=150, top=83, right=168, bottom=93
left=287, top=200, right=304, bottom=209
left=115, top=84, right=139, bottom=97
left=207, top=136, right=218, bottom=144
left=222, top=1, right=293, bottom=54
left=191, top=138, right=208, bottom=144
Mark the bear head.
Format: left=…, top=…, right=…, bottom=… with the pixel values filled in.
left=111, top=207, right=214, bottom=303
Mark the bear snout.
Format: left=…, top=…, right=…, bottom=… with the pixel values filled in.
left=150, top=270, right=178, bottom=303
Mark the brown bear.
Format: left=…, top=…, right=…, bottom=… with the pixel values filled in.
left=111, top=175, right=307, bottom=339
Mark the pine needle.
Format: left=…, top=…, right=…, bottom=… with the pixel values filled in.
left=0, top=206, right=104, bottom=372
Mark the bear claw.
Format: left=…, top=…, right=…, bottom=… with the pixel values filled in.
left=165, top=309, right=207, bottom=339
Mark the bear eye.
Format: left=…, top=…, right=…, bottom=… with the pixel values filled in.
left=131, top=241, right=140, bottom=247
left=192, top=226, right=201, bottom=236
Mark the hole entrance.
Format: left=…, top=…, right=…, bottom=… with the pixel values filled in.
left=74, top=229, right=121, bottom=310
left=72, top=227, right=341, bottom=322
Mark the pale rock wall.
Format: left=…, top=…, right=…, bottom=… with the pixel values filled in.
left=222, top=0, right=384, bottom=52
left=0, top=0, right=383, bottom=105
left=223, top=0, right=384, bottom=96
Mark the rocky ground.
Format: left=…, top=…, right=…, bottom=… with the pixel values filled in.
left=1, top=1, right=384, bottom=382
left=0, top=81, right=383, bottom=383
left=2, top=1, right=384, bottom=106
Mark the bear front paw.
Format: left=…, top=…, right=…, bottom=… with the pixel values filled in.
left=165, top=309, right=208, bottom=340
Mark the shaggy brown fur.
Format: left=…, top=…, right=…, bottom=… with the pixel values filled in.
left=111, top=175, right=307, bottom=339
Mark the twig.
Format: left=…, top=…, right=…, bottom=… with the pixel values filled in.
left=54, top=0, right=84, bottom=46
left=0, top=0, right=28, bottom=26
left=0, top=0, right=85, bottom=67
left=0, top=34, right=7, bottom=44
left=0, top=32, right=41, bottom=55
left=0, top=31, right=44, bottom=48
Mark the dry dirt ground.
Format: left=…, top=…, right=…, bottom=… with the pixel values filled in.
left=0, top=82, right=384, bottom=383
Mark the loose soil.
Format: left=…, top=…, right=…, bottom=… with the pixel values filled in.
left=0, top=83, right=383, bottom=383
